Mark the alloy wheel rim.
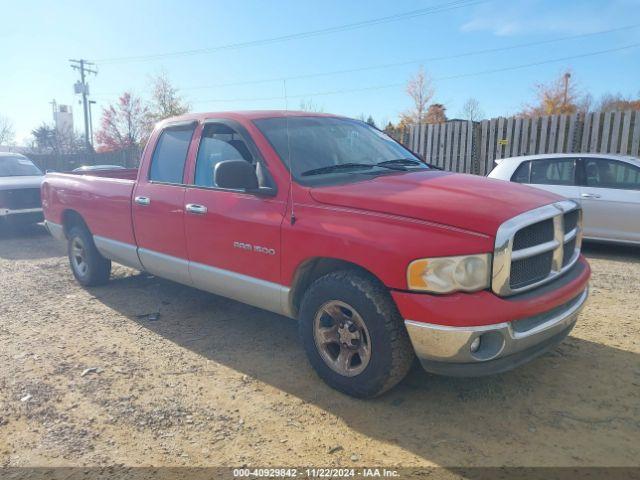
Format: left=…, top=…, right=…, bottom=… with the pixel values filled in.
left=71, top=237, right=88, bottom=277
left=313, top=300, right=371, bottom=377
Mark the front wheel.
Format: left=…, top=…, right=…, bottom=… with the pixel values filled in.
left=67, top=226, right=111, bottom=286
left=299, top=270, right=414, bottom=398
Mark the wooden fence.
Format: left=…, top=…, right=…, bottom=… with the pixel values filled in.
left=29, top=147, right=141, bottom=173
left=405, top=110, right=640, bottom=175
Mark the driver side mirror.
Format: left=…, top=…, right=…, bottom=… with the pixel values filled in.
left=214, top=159, right=259, bottom=191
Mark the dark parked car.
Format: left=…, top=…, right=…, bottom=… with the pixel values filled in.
left=0, top=153, right=44, bottom=227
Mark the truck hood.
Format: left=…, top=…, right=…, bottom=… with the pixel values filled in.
left=309, top=170, right=562, bottom=236
left=0, top=175, right=44, bottom=191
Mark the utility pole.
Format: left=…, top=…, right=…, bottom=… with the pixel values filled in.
left=69, top=59, right=97, bottom=151
left=562, top=72, right=571, bottom=108
left=88, top=100, right=97, bottom=146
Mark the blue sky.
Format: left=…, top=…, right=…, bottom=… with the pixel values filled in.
left=1, top=0, right=639, bottom=144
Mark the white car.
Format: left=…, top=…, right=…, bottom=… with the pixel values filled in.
left=488, top=153, right=640, bottom=245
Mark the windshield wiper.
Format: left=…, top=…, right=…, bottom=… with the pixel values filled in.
left=300, top=163, right=377, bottom=177
left=376, top=158, right=423, bottom=167
left=300, top=160, right=415, bottom=177
left=300, top=162, right=406, bottom=177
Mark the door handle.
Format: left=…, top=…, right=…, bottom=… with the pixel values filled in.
left=581, top=193, right=601, bottom=199
left=186, top=203, right=208, bottom=215
left=134, top=196, right=151, bottom=206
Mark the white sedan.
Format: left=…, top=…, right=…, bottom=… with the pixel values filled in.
left=488, top=153, right=640, bottom=245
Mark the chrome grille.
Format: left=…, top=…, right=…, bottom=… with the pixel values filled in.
left=492, top=200, right=582, bottom=296
left=512, top=219, right=554, bottom=250
left=4, top=188, right=41, bottom=209
left=510, top=250, right=553, bottom=289
left=562, top=237, right=577, bottom=267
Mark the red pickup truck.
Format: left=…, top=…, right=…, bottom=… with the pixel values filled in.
left=42, top=111, right=590, bottom=397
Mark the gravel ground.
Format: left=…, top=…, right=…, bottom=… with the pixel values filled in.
left=0, top=224, right=639, bottom=469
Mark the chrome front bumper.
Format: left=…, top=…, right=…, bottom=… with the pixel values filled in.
left=405, top=288, right=588, bottom=377
left=0, top=207, right=43, bottom=217
left=44, top=220, right=65, bottom=241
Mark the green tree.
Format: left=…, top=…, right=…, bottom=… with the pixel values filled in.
left=30, top=123, right=84, bottom=154
left=30, top=124, right=57, bottom=153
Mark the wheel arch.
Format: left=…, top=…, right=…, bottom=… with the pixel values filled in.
left=61, top=209, right=89, bottom=238
left=288, top=257, right=387, bottom=318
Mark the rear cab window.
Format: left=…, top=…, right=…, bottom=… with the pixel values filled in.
left=148, top=124, right=196, bottom=184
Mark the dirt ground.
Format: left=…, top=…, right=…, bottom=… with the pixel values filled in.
left=0, top=224, right=639, bottom=470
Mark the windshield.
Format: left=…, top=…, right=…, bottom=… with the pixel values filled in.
left=0, top=155, right=42, bottom=177
left=253, top=116, right=427, bottom=183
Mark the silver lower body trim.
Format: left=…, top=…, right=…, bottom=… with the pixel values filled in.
left=138, top=247, right=192, bottom=286
left=44, top=220, right=65, bottom=241
left=190, top=261, right=291, bottom=317
left=405, top=288, right=588, bottom=375
left=106, top=243, right=293, bottom=318
left=94, top=236, right=144, bottom=271
left=49, top=226, right=294, bottom=318
left=0, top=207, right=43, bottom=217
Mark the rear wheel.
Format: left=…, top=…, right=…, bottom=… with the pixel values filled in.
left=67, top=226, right=111, bottom=286
left=299, top=270, right=414, bottom=398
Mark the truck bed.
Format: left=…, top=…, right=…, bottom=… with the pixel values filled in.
left=41, top=171, right=138, bottom=245
left=72, top=168, right=138, bottom=180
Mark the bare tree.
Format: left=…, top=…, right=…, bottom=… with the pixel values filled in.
left=148, top=71, right=190, bottom=124
left=299, top=99, right=323, bottom=112
left=400, top=66, right=435, bottom=125
left=594, top=92, right=640, bottom=112
left=459, top=98, right=485, bottom=121
left=0, top=115, right=15, bottom=145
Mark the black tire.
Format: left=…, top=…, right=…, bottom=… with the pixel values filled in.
left=299, top=270, right=414, bottom=398
left=67, top=225, right=111, bottom=286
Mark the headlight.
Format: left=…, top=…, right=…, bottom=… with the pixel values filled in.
left=407, top=254, right=492, bottom=293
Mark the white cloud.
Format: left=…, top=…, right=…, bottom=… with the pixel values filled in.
left=459, top=0, right=633, bottom=37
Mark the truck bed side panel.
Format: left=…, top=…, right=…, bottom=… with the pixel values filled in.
left=42, top=173, right=136, bottom=245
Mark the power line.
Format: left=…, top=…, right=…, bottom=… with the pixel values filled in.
left=95, top=0, right=485, bottom=64
left=172, top=24, right=640, bottom=92
left=92, top=24, right=640, bottom=98
left=191, top=42, right=640, bottom=104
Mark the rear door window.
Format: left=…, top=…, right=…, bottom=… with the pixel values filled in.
left=530, top=158, right=576, bottom=186
left=584, top=158, right=640, bottom=190
left=148, top=125, right=195, bottom=184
